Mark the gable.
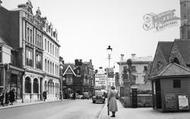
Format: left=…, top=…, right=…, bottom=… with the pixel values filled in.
left=158, top=63, right=190, bottom=76
left=151, top=45, right=168, bottom=76
left=169, top=42, right=186, bottom=66
left=63, top=65, right=76, bottom=76
left=173, top=40, right=190, bottom=65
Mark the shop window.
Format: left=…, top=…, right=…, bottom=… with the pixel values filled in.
left=173, top=80, right=181, bottom=88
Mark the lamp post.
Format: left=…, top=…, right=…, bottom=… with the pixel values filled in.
left=106, top=45, right=112, bottom=91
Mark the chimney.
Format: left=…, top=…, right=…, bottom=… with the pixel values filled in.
left=131, top=53, right=136, bottom=59
left=75, top=59, right=79, bottom=66
left=120, top=54, right=124, bottom=61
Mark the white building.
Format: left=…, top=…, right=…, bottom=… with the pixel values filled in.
left=117, top=54, right=152, bottom=94
left=95, top=67, right=107, bottom=90
left=42, top=16, right=60, bottom=101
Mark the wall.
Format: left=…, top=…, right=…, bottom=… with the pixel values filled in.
left=161, top=77, right=190, bottom=110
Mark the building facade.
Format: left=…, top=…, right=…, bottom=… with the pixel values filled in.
left=61, top=59, right=95, bottom=98
left=95, top=67, right=107, bottom=90
left=0, top=0, right=60, bottom=102
left=117, top=54, right=152, bottom=95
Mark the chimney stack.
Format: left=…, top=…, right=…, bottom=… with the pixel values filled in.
left=131, top=53, right=136, bottom=59
left=120, top=54, right=124, bottom=61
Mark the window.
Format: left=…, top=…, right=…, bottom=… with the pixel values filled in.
left=45, top=39, right=47, bottom=50
left=66, top=77, right=73, bottom=85
left=27, top=27, right=29, bottom=42
left=131, top=66, right=136, bottom=72
left=25, top=77, right=31, bottom=93
left=26, top=47, right=33, bottom=67
left=48, top=41, right=49, bottom=52
left=33, top=79, right=39, bottom=93
left=144, top=66, right=148, bottom=72
left=53, top=45, right=54, bottom=55
left=48, top=61, right=50, bottom=73
left=53, top=63, right=54, bottom=74
left=173, top=80, right=181, bottom=88
left=36, top=51, right=42, bottom=69
left=0, top=47, right=2, bottom=63
left=30, top=29, right=33, bottom=44
left=45, top=59, right=47, bottom=71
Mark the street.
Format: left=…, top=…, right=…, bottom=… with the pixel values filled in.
left=0, top=99, right=104, bottom=119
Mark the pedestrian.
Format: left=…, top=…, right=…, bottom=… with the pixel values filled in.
left=9, top=89, right=15, bottom=105
left=5, top=89, right=9, bottom=106
left=43, top=91, right=47, bottom=101
left=72, top=92, right=76, bottom=100
left=107, top=86, right=118, bottom=117
left=0, top=90, right=4, bottom=106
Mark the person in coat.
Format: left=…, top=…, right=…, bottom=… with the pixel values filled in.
left=43, top=91, right=47, bottom=101
left=107, top=86, right=118, bottom=117
left=9, top=89, right=15, bottom=105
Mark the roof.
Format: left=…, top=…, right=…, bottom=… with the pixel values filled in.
left=0, top=37, right=7, bottom=45
left=62, top=64, right=76, bottom=76
left=0, top=37, right=12, bottom=49
left=151, top=63, right=190, bottom=79
left=118, top=56, right=153, bottom=65
left=131, top=56, right=153, bottom=62
left=157, top=41, right=173, bottom=62
left=174, top=39, right=190, bottom=64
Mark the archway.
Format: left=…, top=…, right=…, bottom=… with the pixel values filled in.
left=33, top=78, right=39, bottom=93
left=25, top=77, right=31, bottom=93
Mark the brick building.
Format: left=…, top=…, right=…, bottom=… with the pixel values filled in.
left=61, top=59, right=95, bottom=98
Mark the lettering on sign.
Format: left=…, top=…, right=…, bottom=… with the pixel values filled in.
left=143, top=9, right=180, bottom=31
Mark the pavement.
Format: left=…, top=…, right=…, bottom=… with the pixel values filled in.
left=98, top=100, right=190, bottom=119
left=0, top=99, right=63, bottom=110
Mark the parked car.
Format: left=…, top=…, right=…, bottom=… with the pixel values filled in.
left=82, top=92, right=90, bottom=99
left=92, top=90, right=105, bottom=104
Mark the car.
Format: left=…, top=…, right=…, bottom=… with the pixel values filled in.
left=92, top=90, right=105, bottom=104
left=82, top=92, right=90, bottom=99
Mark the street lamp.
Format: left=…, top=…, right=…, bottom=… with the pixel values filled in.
left=107, top=45, right=112, bottom=68
left=106, top=45, right=112, bottom=91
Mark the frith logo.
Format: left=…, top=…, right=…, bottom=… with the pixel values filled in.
left=143, top=9, right=180, bottom=31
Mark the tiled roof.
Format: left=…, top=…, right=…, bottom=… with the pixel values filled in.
left=174, top=39, right=190, bottom=64
left=157, top=41, right=173, bottom=62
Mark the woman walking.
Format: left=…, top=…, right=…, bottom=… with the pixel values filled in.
left=107, top=86, right=118, bottom=117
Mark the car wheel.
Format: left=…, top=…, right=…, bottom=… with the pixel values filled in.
left=92, top=100, right=95, bottom=103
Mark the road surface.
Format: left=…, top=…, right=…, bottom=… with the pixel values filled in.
left=0, top=99, right=104, bottom=119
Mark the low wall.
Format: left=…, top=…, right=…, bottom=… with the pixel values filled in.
left=120, top=94, right=152, bottom=108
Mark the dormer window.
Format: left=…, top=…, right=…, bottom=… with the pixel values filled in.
left=172, top=57, right=180, bottom=64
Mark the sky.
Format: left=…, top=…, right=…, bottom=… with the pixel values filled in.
left=2, top=0, right=180, bottom=71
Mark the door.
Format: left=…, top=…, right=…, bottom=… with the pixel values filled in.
left=155, top=79, right=162, bottom=108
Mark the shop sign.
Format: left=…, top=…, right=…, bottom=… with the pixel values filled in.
left=178, top=95, right=189, bottom=111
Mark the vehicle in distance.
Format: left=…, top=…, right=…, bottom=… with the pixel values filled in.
left=92, top=90, right=105, bottom=104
